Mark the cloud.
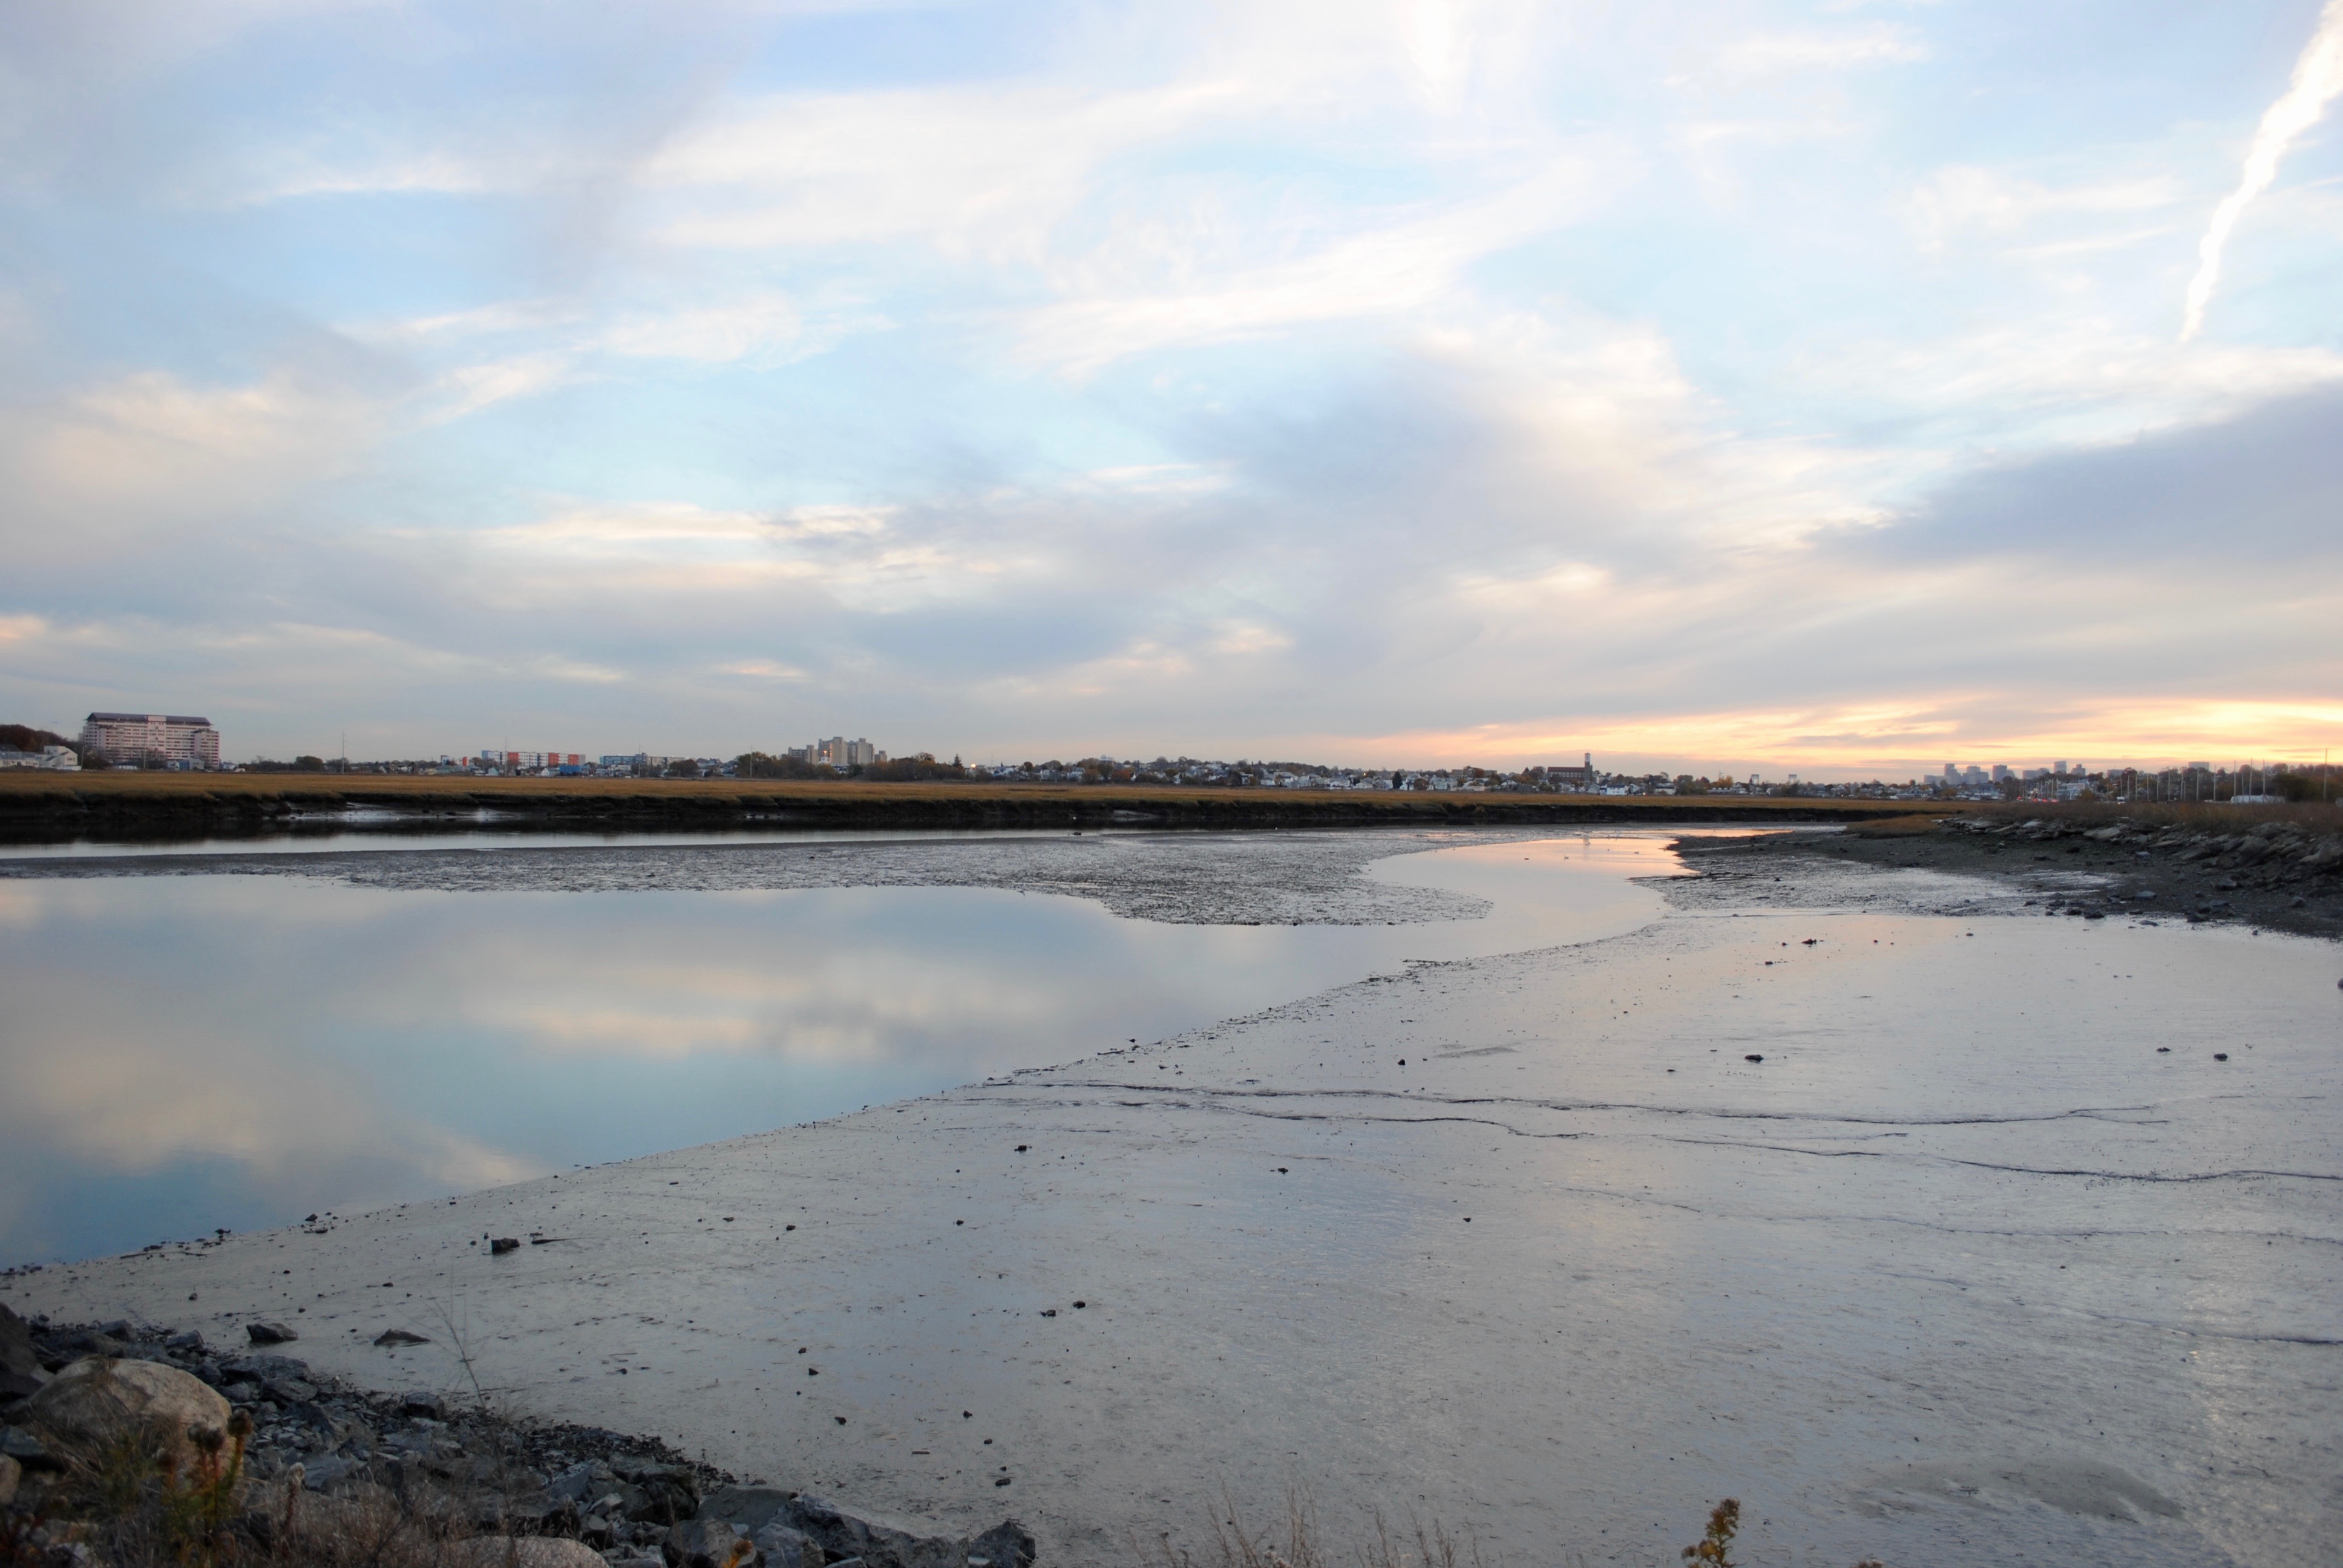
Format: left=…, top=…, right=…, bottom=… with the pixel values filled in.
left=0, top=366, right=387, bottom=564
left=1705, top=25, right=1928, bottom=82
left=1906, top=166, right=2179, bottom=252
left=1878, top=382, right=2343, bottom=565
left=2182, top=0, right=2343, bottom=339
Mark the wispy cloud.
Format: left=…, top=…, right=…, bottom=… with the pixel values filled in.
left=2181, top=0, right=2343, bottom=339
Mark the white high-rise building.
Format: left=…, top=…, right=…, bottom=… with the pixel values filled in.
left=811, top=737, right=878, bottom=768
left=80, top=712, right=220, bottom=768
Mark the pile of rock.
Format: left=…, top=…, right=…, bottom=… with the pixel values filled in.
left=1939, top=812, right=2342, bottom=929
left=2, top=1307, right=1032, bottom=1568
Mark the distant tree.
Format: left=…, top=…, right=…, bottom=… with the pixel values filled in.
left=292, top=755, right=327, bottom=772
left=864, top=753, right=968, bottom=782
left=735, top=751, right=819, bottom=779
left=0, top=724, right=77, bottom=756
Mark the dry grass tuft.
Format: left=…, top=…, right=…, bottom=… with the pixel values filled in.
left=4, top=1411, right=493, bottom=1568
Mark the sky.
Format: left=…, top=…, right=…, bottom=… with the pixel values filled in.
left=2, top=0, right=2341, bottom=778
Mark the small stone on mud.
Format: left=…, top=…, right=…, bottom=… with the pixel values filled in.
left=1745, top=1054, right=1764, bottom=1063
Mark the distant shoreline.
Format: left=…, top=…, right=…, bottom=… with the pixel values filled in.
left=0, top=773, right=1947, bottom=844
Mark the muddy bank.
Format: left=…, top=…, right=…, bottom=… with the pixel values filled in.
left=0, top=829, right=1526, bottom=927
left=1674, top=811, right=2343, bottom=940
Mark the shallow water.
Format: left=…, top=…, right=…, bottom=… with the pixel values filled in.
left=0, top=832, right=1677, bottom=1265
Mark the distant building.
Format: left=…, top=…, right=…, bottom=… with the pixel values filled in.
left=474, top=751, right=584, bottom=771
left=0, top=745, right=80, bottom=771
left=81, top=713, right=219, bottom=768
left=1547, top=751, right=1598, bottom=789
left=802, top=737, right=879, bottom=768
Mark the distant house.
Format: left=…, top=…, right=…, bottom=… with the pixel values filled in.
left=0, top=745, right=80, bottom=771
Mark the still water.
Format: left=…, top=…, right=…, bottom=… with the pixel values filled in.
left=0, top=832, right=1682, bottom=1266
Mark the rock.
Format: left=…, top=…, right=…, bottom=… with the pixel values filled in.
left=450, top=1538, right=609, bottom=1568
left=0, top=1305, right=46, bottom=1391
left=782, top=1492, right=1027, bottom=1568
left=246, top=1322, right=300, bottom=1345
left=664, top=1518, right=757, bottom=1568
left=163, top=1331, right=204, bottom=1353
left=301, top=1453, right=359, bottom=1491
left=0, top=1451, right=17, bottom=1506
left=695, top=1487, right=792, bottom=1535
left=2, top=1425, right=55, bottom=1468
left=264, top=1377, right=319, bottom=1406
left=549, top=1462, right=601, bottom=1503
left=222, top=1354, right=309, bottom=1384
left=970, top=1520, right=1037, bottom=1568
left=397, top=1391, right=445, bottom=1419
left=374, top=1329, right=431, bottom=1347
left=624, top=1468, right=700, bottom=1525
left=24, top=1357, right=234, bottom=1469
left=491, top=1238, right=522, bottom=1256
left=753, top=1520, right=815, bottom=1568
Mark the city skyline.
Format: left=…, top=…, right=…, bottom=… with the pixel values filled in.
left=3, top=2, right=2341, bottom=772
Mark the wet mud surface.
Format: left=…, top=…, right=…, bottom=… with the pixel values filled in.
left=8, top=832, right=2339, bottom=1567
left=0, top=829, right=1518, bottom=928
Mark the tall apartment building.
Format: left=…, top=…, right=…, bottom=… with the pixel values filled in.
left=793, top=737, right=878, bottom=768
left=80, top=712, right=220, bottom=767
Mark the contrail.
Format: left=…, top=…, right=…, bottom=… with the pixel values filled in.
left=2181, top=0, right=2343, bottom=340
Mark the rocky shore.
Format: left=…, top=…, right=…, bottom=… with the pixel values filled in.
left=1808, top=809, right=2343, bottom=939
left=2, top=1306, right=1032, bottom=1568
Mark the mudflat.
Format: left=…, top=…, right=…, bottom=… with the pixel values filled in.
left=7, top=831, right=2336, bottom=1567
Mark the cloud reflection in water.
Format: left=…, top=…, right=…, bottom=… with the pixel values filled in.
left=0, top=835, right=1677, bottom=1263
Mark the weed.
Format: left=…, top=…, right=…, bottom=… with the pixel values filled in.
left=1680, top=1498, right=1737, bottom=1566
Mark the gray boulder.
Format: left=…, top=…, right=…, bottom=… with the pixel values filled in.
left=246, top=1322, right=300, bottom=1345
left=221, top=1353, right=310, bottom=1383
left=664, top=1518, right=758, bottom=1568
left=753, top=1520, right=816, bottom=1568
left=784, top=1492, right=1033, bottom=1568
left=0, top=1304, right=47, bottom=1395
